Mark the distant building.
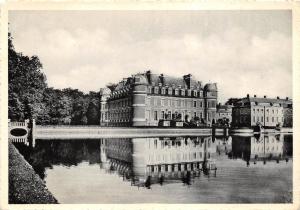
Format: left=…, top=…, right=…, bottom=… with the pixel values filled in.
left=216, top=103, right=233, bottom=125
left=100, top=70, right=218, bottom=127
left=232, top=95, right=292, bottom=128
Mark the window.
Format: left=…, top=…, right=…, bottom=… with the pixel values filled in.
left=172, top=100, right=175, bottom=107
left=253, top=109, right=255, bottom=113
left=200, top=101, right=203, bottom=108
left=157, top=98, right=161, bottom=106
left=193, top=90, right=197, bottom=97
left=154, top=111, right=158, bottom=120
left=253, top=116, right=255, bottom=122
left=181, top=89, right=185, bottom=96
left=161, top=111, right=165, bottom=119
left=266, top=117, right=269, bottom=122
left=261, top=116, right=263, bottom=122
left=177, top=100, right=180, bottom=107
left=164, top=99, right=168, bottom=106
left=194, top=101, right=197, bottom=107
left=211, top=101, right=216, bottom=108
left=272, top=117, right=274, bottom=122
left=162, top=88, right=166, bottom=95
left=151, top=98, right=154, bottom=106
left=175, top=89, right=179, bottom=95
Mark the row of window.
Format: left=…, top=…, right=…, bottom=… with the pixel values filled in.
left=151, top=139, right=207, bottom=149
left=252, top=108, right=283, bottom=114
left=147, top=162, right=204, bottom=173
left=252, top=146, right=281, bottom=152
left=147, top=97, right=216, bottom=108
left=102, top=111, right=131, bottom=121
left=109, top=98, right=131, bottom=109
left=150, top=110, right=205, bottom=121
left=148, top=86, right=203, bottom=97
left=252, top=116, right=283, bottom=124
left=147, top=152, right=211, bottom=164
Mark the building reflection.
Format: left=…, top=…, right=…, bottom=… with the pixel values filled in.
left=229, top=134, right=292, bottom=166
left=99, top=136, right=218, bottom=187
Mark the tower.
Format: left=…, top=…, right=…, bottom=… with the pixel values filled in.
left=204, top=83, right=218, bottom=125
left=132, top=74, right=148, bottom=127
left=100, top=88, right=111, bottom=126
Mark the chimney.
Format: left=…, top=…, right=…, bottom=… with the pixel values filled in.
left=159, top=74, right=164, bottom=85
left=247, top=94, right=249, bottom=98
left=264, top=95, right=267, bottom=98
left=286, top=97, right=289, bottom=100
left=146, top=70, right=151, bottom=83
left=183, top=74, right=192, bottom=89
left=277, top=96, right=280, bottom=99
left=254, top=95, right=257, bottom=98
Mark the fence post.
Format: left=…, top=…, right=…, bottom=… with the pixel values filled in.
left=32, top=119, right=36, bottom=147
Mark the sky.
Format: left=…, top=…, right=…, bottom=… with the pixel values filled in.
left=9, top=10, right=292, bottom=103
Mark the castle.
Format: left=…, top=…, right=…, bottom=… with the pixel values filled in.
left=99, top=70, right=217, bottom=127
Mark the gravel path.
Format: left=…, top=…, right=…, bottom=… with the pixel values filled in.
left=9, top=142, right=58, bottom=204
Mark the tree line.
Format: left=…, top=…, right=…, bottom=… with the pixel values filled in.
left=8, top=33, right=100, bottom=125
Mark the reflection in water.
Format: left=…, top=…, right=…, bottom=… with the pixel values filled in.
left=225, top=134, right=292, bottom=167
left=100, top=136, right=217, bottom=188
left=13, top=134, right=293, bottom=203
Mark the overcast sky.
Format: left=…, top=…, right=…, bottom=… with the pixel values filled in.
left=9, top=10, right=292, bottom=103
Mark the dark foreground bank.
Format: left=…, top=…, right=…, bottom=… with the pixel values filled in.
left=9, top=141, right=58, bottom=204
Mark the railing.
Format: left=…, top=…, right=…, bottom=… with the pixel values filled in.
left=10, top=122, right=26, bottom=127
left=8, top=119, right=31, bottom=146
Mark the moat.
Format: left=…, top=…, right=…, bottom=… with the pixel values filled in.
left=13, top=133, right=292, bottom=203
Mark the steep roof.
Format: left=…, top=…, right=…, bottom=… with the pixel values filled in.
left=236, top=97, right=292, bottom=107
left=145, top=72, right=202, bottom=89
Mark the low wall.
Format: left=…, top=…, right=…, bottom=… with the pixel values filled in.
left=9, top=142, right=58, bottom=204
left=35, top=126, right=212, bottom=139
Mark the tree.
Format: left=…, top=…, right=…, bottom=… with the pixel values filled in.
left=8, top=33, right=47, bottom=121
left=86, top=102, right=99, bottom=125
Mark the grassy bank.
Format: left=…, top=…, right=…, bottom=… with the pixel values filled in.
left=9, top=141, right=58, bottom=204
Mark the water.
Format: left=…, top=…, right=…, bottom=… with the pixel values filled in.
left=14, top=134, right=293, bottom=203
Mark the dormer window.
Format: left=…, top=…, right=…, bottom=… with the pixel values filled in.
left=161, top=87, right=166, bottom=95
left=193, top=90, right=198, bottom=97
left=168, top=87, right=172, bottom=95
left=154, top=86, right=159, bottom=94
left=199, top=91, right=203, bottom=97
left=175, top=89, right=179, bottom=95
left=181, top=89, right=185, bottom=96
left=187, top=90, right=192, bottom=97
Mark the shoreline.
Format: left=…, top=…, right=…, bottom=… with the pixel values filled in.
left=33, top=126, right=292, bottom=139
left=9, top=141, right=58, bottom=204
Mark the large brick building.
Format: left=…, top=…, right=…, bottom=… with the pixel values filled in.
left=232, top=95, right=292, bottom=128
left=100, top=70, right=218, bottom=127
